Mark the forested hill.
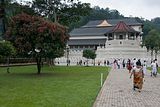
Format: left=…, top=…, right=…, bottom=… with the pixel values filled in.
left=1, top=1, right=160, bottom=37
left=70, top=6, right=160, bottom=36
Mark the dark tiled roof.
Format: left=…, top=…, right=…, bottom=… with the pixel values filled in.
left=69, top=18, right=142, bottom=37
left=109, top=21, right=136, bottom=33
left=82, top=20, right=104, bottom=28
left=83, top=18, right=142, bottom=27
left=107, top=18, right=142, bottom=26
left=68, top=39, right=106, bottom=45
left=69, top=27, right=113, bottom=36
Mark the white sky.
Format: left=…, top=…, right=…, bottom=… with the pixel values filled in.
left=80, top=0, right=160, bottom=20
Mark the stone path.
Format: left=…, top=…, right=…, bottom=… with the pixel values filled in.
left=93, top=68, right=160, bottom=107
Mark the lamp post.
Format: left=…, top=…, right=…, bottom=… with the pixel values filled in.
left=35, top=48, right=42, bottom=74
left=66, top=44, right=70, bottom=66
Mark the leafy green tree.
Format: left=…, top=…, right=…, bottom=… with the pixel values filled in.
left=0, top=41, right=16, bottom=73
left=6, top=13, right=69, bottom=74
left=83, top=49, right=96, bottom=66
left=0, top=41, right=16, bottom=58
left=142, top=20, right=155, bottom=37
left=69, top=6, right=124, bottom=30
left=31, top=0, right=91, bottom=26
left=0, top=0, right=5, bottom=39
left=144, top=29, right=160, bottom=61
left=0, top=0, right=35, bottom=40
left=151, top=17, right=160, bottom=28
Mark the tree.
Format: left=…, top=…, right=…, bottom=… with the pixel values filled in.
left=31, top=0, right=91, bottom=26
left=0, top=0, right=5, bottom=40
left=0, top=41, right=16, bottom=73
left=151, top=17, right=160, bottom=28
left=0, top=0, right=35, bottom=40
left=69, top=6, right=125, bottom=30
left=143, top=29, right=160, bottom=61
left=0, top=41, right=16, bottom=58
left=83, top=49, right=96, bottom=66
left=6, top=13, right=69, bottom=74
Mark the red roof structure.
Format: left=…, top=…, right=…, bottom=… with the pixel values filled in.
left=109, top=21, right=136, bottom=33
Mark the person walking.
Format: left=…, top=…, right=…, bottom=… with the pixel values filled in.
left=104, top=60, right=106, bottom=66
left=113, top=59, right=117, bottom=69
left=117, top=59, right=121, bottom=69
left=155, top=59, right=158, bottom=76
left=151, top=60, right=157, bottom=77
left=143, top=60, right=147, bottom=75
left=127, top=59, right=132, bottom=73
left=133, top=58, right=137, bottom=68
left=122, top=59, right=126, bottom=68
left=130, top=60, right=144, bottom=92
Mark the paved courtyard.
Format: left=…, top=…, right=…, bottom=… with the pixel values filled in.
left=93, top=68, right=160, bottom=107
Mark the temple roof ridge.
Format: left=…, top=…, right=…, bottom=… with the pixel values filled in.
left=108, top=21, right=137, bottom=33
left=97, top=20, right=112, bottom=27
left=82, top=18, right=142, bottom=28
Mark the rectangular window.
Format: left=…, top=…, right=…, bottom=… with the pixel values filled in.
left=90, top=45, right=94, bottom=48
left=75, top=46, right=78, bottom=48
left=80, top=46, right=83, bottom=48
left=70, top=46, right=73, bottom=49
left=85, top=45, right=88, bottom=48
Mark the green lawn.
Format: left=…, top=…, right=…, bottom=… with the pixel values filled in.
left=0, top=65, right=109, bottom=107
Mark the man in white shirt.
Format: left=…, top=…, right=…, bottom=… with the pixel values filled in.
left=151, top=60, right=157, bottom=77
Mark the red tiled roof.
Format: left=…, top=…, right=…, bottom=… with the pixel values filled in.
left=110, top=21, right=136, bottom=33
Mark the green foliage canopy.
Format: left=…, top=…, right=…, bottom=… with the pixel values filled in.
left=83, top=49, right=96, bottom=59
left=6, top=13, right=69, bottom=57
left=31, top=0, right=91, bottom=26
left=144, top=29, right=160, bottom=51
left=6, top=13, right=69, bottom=73
left=0, top=41, right=16, bottom=58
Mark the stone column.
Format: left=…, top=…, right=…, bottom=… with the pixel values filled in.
left=140, top=35, right=142, bottom=41
left=114, top=33, right=116, bottom=40
left=106, top=35, right=108, bottom=41
left=134, top=33, right=136, bottom=40
left=126, top=33, right=128, bottom=40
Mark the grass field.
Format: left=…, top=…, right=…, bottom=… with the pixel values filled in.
left=0, top=65, right=109, bottom=107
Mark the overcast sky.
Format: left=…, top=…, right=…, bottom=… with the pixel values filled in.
left=80, top=0, right=160, bottom=20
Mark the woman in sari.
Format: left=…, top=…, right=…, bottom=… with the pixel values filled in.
left=130, top=60, right=144, bottom=92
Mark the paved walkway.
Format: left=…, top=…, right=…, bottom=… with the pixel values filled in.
left=93, top=68, right=160, bottom=107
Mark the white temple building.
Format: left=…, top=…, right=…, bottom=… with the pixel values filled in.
left=56, top=18, right=158, bottom=65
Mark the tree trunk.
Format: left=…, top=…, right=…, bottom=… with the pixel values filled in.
left=7, top=57, right=10, bottom=73
left=52, top=58, right=55, bottom=66
left=87, top=59, right=88, bottom=66
left=36, top=57, right=41, bottom=74
left=93, top=59, right=95, bottom=66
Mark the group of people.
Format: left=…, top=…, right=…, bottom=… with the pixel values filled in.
left=127, top=58, right=158, bottom=92
left=112, top=58, right=158, bottom=92
left=113, top=59, right=123, bottom=69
